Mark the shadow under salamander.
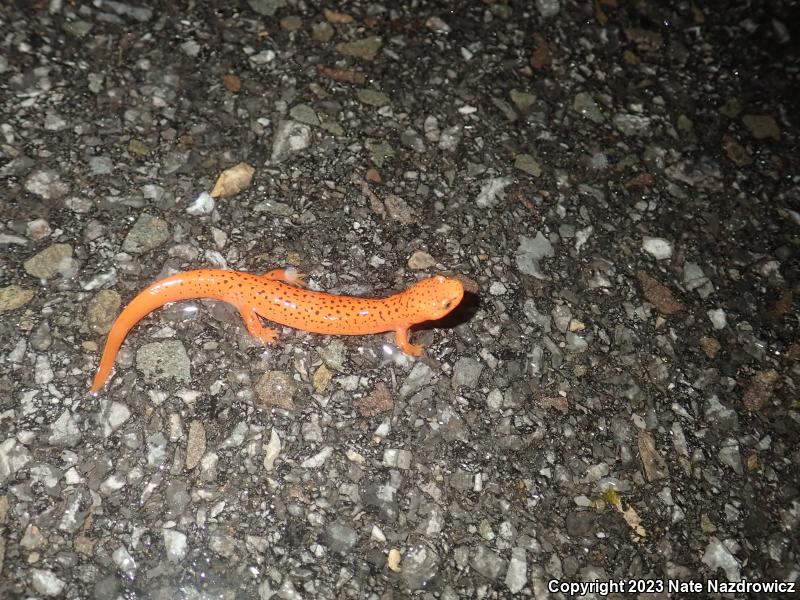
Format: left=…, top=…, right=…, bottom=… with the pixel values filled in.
left=413, top=290, right=481, bottom=332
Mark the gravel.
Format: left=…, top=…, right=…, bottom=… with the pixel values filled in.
left=1, top=1, right=798, bottom=597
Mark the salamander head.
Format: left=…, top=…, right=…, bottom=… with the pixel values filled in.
left=405, top=275, right=465, bottom=322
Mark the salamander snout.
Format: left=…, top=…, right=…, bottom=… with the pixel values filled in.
left=408, top=275, right=465, bottom=321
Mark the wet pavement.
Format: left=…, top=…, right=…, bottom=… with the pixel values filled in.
left=1, top=1, right=799, bottom=598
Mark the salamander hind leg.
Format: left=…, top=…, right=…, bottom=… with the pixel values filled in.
left=394, top=327, right=423, bottom=357
left=261, top=268, right=307, bottom=288
left=239, top=307, right=279, bottom=345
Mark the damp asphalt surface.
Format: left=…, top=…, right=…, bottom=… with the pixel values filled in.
left=1, top=1, right=799, bottom=598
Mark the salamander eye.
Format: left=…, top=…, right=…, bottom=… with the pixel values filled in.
left=442, top=299, right=452, bottom=309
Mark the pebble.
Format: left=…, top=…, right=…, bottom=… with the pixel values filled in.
left=180, top=39, right=200, bottom=57
left=280, top=15, right=303, bottom=31
left=88, top=156, right=114, bottom=175
left=301, top=446, right=333, bottom=469
left=335, top=36, right=382, bottom=60
left=44, top=112, right=67, bottom=131
left=400, top=362, right=433, bottom=397
left=270, top=120, right=311, bottom=164
left=136, top=340, right=191, bottom=385
left=24, top=169, right=70, bottom=199
left=112, top=545, right=136, bottom=578
left=684, top=262, right=713, bottom=297
left=186, top=192, right=215, bottom=215
left=100, top=400, right=131, bottom=437
left=383, top=193, right=415, bottom=223
left=263, top=429, right=281, bottom=471
left=312, top=364, right=332, bottom=393
left=383, top=448, right=413, bottom=470
left=476, top=176, right=512, bottom=208
left=401, top=544, right=440, bottom=589
left=551, top=305, right=572, bottom=332
left=163, top=529, right=187, bottom=562
left=26, top=218, right=51, bottom=240
left=87, top=290, right=122, bottom=334
left=289, top=104, right=320, bottom=126
left=0, top=439, right=32, bottom=483
left=311, top=22, right=334, bottom=42
left=31, top=569, right=65, bottom=597
left=48, top=410, right=82, bottom=447
left=452, top=357, right=484, bottom=389
left=489, top=281, right=507, bottom=295
left=122, top=214, right=170, bottom=254
left=515, top=153, right=542, bottom=177
left=572, top=91, right=605, bottom=123
left=408, top=250, right=437, bottom=270
left=146, top=432, right=168, bottom=467
left=356, top=89, right=391, bottom=107
left=23, top=243, right=75, bottom=279
left=613, top=113, right=652, bottom=136
left=318, top=339, right=346, bottom=371
left=470, top=545, right=506, bottom=579
left=642, top=236, right=674, bottom=260
left=701, top=537, right=740, bottom=581
left=536, top=0, right=561, bottom=18
left=707, top=308, right=727, bottom=330
left=425, top=16, right=451, bottom=33
left=255, top=371, right=296, bottom=411
left=0, top=285, right=34, bottom=313
left=438, top=125, right=462, bottom=151
left=325, top=522, right=357, bottom=554
left=35, top=355, right=54, bottom=385
left=366, top=139, right=395, bottom=168
left=741, top=114, right=780, bottom=140
left=247, top=0, right=286, bottom=17
left=510, top=89, right=536, bottom=111
left=249, top=49, right=275, bottom=64
left=516, top=233, right=554, bottom=279
left=718, top=439, right=743, bottom=474
left=185, top=421, right=206, bottom=470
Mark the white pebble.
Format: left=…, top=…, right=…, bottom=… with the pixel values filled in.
left=489, top=282, right=507, bottom=295
left=112, top=545, right=136, bottom=577
left=642, top=236, right=673, bottom=260
left=707, top=308, right=727, bottom=330
left=163, top=528, right=188, bottom=562
left=31, top=569, right=65, bottom=596
left=186, top=192, right=215, bottom=215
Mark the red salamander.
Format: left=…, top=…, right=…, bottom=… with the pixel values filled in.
left=90, top=269, right=464, bottom=393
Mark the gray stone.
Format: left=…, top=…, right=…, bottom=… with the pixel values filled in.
left=247, top=0, right=286, bottom=16
left=23, top=243, right=75, bottom=279
left=476, top=176, right=512, bottom=208
left=505, top=547, right=527, bottom=593
left=452, top=357, right=484, bottom=389
left=471, top=545, right=506, bottom=580
left=163, top=529, right=187, bottom=562
left=401, top=544, right=440, bottom=589
left=335, top=36, right=382, bottom=60
left=325, top=522, right=357, bottom=554
left=31, top=569, right=65, bottom=596
left=270, top=120, right=311, bottom=164
left=136, top=340, right=191, bottom=385
left=49, top=410, right=82, bottom=446
left=122, top=214, right=170, bottom=254
left=24, top=169, right=70, bottom=199
left=516, top=233, right=554, bottom=279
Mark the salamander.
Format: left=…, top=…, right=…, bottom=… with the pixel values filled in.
left=89, top=269, right=464, bottom=393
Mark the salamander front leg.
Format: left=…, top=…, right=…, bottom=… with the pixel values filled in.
left=262, top=268, right=307, bottom=288
left=239, top=307, right=279, bottom=345
left=394, top=327, right=423, bottom=357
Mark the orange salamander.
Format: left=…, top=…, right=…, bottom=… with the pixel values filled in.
left=90, top=269, right=464, bottom=393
